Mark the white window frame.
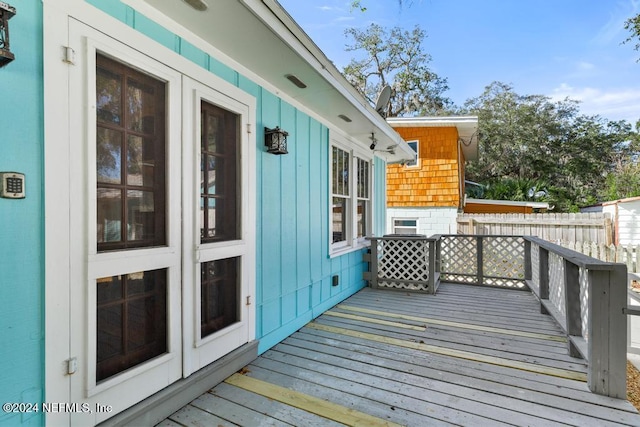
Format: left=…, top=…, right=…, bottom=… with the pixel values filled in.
left=405, top=140, right=419, bottom=168
left=393, top=218, right=419, bottom=235
left=330, top=136, right=372, bottom=256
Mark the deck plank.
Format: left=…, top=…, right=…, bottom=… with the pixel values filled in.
left=157, top=283, right=640, bottom=427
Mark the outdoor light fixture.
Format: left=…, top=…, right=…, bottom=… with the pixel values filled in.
left=0, top=2, right=16, bottom=67
left=264, top=126, right=288, bottom=155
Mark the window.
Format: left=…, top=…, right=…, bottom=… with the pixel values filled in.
left=332, top=146, right=350, bottom=246
left=405, top=140, right=419, bottom=168
left=331, top=142, right=372, bottom=253
left=393, top=218, right=418, bottom=235
left=356, top=157, right=370, bottom=240
left=96, top=54, right=166, bottom=251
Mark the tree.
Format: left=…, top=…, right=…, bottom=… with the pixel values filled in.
left=350, top=0, right=407, bottom=12
left=624, top=13, right=640, bottom=61
left=462, top=82, right=633, bottom=211
left=342, top=24, right=452, bottom=117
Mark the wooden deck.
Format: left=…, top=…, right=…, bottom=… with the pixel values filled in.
left=158, top=283, right=640, bottom=426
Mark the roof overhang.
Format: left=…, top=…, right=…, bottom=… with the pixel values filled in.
left=128, top=0, right=414, bottom=163
left=386, top=116, right=479, bottom=161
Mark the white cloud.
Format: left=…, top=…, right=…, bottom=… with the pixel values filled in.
left=549, top=83, right=640, bottom=123
left=577, top=61, right=595, bottom=71
left=592, top=0, right=640, bottom=46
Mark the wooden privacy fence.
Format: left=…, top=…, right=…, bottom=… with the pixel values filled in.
left=457, top=213, right=613, bottom=245
left=559, top=241, right=640, bottom=274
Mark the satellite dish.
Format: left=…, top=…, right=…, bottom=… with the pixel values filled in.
left=374, top=85, right=392, bottom=117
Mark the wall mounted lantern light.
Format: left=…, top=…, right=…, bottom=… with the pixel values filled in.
left=264, top=126, right=288, bottom=155
left=0, top=2, right=15, bottom=67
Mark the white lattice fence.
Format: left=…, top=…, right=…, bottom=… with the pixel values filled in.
left=440, top=235, right=526, bottom=288
left=483, top=237, right=525, bottom=287
left=374, top=238, right=432, bottom=291
left=548, top=252, right=566, bottom=320
left=440, top=235, right=477, bottom=284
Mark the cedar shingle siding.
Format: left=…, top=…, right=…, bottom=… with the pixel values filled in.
left=387, top=127, right=464, bottom=207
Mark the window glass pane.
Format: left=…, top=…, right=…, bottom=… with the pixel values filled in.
left=97, top=128, right=123, bottom=184
left=126, top=190, right=155, bottom=242
left=332, top=146, right=349, bottom=197
left=357, top=200, right=367, bottom=238
left=97, top=189, right=122, bottom=244
left=127, top=135, right=154, bottom=187
left=332, top=196, right=347, bottom=243
left=201, top=257, right=239, bottom=338
left=200, top=101, right=239, bottom=243
left=357, top=157, right=369, bottom=199
left=97, top=269, right=167, bottom=382
left=406, top=141, right=418, bottom=167
left=96, top=54, right=166, bottom=251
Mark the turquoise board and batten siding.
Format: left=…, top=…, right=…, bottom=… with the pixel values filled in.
left=0, top=1, right=45, bottom=426
left=87, top=0, right=379, bottom=354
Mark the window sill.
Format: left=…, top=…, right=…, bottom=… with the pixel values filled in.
left=329, top=240, right=371, bottom=259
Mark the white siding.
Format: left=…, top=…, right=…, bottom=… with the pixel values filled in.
left=387, top=207, right=458, bottom=237
left=604, top=199, right=640, bottom=245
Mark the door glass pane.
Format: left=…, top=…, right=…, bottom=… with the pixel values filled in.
left=200, top=101, right=239, bottom=243
left=201, top=258, right=239, bottom=338
left=126, top=190, right=155, bottom=242
left=97, top=189, right=122, bottom=244
left=97, top=128, right=123, bottom=184
left=96, top=67, right=122, bottom=125
left=126, top=78, right=156, bottom=133
left=96, top=54, right=166, bottom=251
left=96, top=269, right=167, bottom=382
left=127, top=135, right=154, bottom=187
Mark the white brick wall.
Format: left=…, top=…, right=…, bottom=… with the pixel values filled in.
left=386, top=207, right=459, bottom=237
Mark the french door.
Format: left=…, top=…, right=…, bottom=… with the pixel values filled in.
left=59, top=20, right=255, bottom=425
left=181, top=77, right=255, bottom=376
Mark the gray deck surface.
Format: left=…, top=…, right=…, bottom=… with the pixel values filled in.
left=159, top=283, right=640, bottom=426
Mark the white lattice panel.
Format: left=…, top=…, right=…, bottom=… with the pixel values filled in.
left=440, top=236, right=476, bottom=280
left=530, top=243, right=540, bottom=294
left=549, top=252, right=566, bottom=319
left=483, top=237, right=525, bottom=279
left=376, top=239, right=430, bottom=291
left=580, top=267, right=589, bottom=341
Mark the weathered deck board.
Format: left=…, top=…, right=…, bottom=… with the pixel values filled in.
left=161, top=283, right=640, bottom=427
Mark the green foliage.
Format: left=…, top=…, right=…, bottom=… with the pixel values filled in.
left=624, top=13, right=640, bottom=61
left=604, top=161, right=640, bottom=200
left=342, top=24, right=453, bottom=117
left=461, top=82, right=635, bottom=211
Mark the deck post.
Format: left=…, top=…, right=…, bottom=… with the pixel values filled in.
left=588, top=266, right=628, bottom=398
left=476, top=236, right=484, bottom=286
left=563, top=259, right=582, bottom=357
left=369, top=239, right=379, bottom=289
left=538, top=247, right=549, bottom=314
left=428, top=239, right=436, bottom=294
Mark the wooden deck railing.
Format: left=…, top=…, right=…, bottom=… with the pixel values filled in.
left=364, top=234, right=629, bottom=398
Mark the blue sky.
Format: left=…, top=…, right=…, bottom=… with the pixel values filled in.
left=278, top=0, right=640, bottom=124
